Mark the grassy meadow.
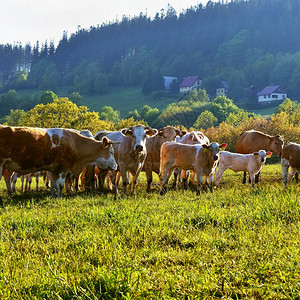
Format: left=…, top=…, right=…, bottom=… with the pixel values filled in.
left=0, top=164, right=299, bottom=299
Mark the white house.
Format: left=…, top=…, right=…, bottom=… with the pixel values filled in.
left=257, top=85, right=287, bottom=103
left=179, top=76, right=201, bottom=94
left=216, top=81, right=229, bottom=97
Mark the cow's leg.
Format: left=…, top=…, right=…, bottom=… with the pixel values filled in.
left=27, top=174, right=32, bottom=192
left=281, top=158, right=289, bottom=187
left=50, top=172, right=66, bottom=197
left=249, top=173, right=255, bottom=187
left=196, top=172, right=203, bottom=195
left=243, top=171, right=247, bottom=184
left=288, top=166, right=297, bottom=185
left=35, top=173, right=40, bottom=191
left=189, top=171, right=196, bottom=189
left=97, top=169, right=107, bottom=192
left=85, top=166, right=95, bottom=192
left=207, top=174, right=214, bottom=192
left=172, top=168, right=178, bottom=189
left=4, top=170, right=14, bottom=193
left=11, top=173, right=18, bottom=192
left=160, top=167, right=174, bottom=195
left=131, top=167, right=143, bottom=195
left=215, top=167, right=226, bottom=188
left=294, top=172, right=299, bottom=183
left=255, top=171, right=261, bottom=184
left=181, top=170, right=188, bottom=190
left=146, top=169, right=153, bottom=193
left=21, top=175, right=25, bottom=192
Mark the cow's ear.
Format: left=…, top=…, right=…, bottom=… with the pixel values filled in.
left=267, top=151, right=272, bottom=158
left=146, top=128, right=158, bottom=136
left=180, top=130, right=187, bottom=136
left=220, top=143, right=227, bottom=151
left=253, top=152, right=259, bottom=158
left=175, top=129, right=181, bottom=137
left=121, top=127, right=133, bottom=137
left=102, top=137, right=109, bottom=147
left=158, top=129, right=164, bottom=136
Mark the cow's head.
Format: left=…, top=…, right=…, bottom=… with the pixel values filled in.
left=94, top=137, right=118, bottom=170
left=157, top=126, right=182, bottom=143
left=121, top=125, right=158, bottom=152
left=268, top=135, right=284, bottom=157
left=253, top=150, right=272, bottom=163
left=202, top=142, right=227, bottom=161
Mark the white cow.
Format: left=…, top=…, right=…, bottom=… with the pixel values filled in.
left=215, top=150, right=272, bottom=187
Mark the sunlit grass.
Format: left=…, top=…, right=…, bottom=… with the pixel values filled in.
left=0, top=165, right=299, bottom=299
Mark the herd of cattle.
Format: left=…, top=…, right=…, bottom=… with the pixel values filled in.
left=0, top=124, right=299, bottom=197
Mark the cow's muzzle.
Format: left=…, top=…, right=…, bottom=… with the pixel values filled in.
left=135, top=145, right=144, bottom=152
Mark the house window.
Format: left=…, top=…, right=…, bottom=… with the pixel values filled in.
left=272, top=94, right=278, bottom=99
left=264, top=95, right=267, bottom=98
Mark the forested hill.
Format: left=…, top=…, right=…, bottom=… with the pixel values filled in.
left=1, top=0, right=300, bottom=101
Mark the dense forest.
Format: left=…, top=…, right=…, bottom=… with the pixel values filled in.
left=1, top=0, right=300, bottom=116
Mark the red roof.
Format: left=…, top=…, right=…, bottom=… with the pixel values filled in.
left=179, top=76, right=199, bottom=88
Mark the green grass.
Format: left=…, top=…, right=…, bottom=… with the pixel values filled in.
left=78, top=87, right=178, bottom=118
left=0, top=165, right=299, bottom=299
left=3, top=87, right=281, bottom=118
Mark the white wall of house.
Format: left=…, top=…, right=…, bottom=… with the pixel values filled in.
left=216, top=88, right=226, bottom=97
left=179, top=80, right=201, bottom=93
left=258, top=93, right=287, bottom=102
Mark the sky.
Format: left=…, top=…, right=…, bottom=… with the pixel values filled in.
left=0, top=0, right=210, bottom=47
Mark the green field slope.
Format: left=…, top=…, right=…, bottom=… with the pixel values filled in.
left=0, top=164, right=299, bottom=299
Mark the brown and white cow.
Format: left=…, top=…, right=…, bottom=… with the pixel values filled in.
left=144, top=126, right=182, bottom=192
left=0, top=126, right=117, bottom=197
left=173, top=131, right=210, bottom=189
left=215, top=150, right=272, bottom=188
left=94, top=125, right=157, bottom=195
left=281, top=142, right=300, bottom=186
left=159, top=141, right=227, bottom=195
left=236, top=130, right=283, bottom=183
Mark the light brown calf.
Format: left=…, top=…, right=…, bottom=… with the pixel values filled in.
left=159, top=142, right=226, bottom=195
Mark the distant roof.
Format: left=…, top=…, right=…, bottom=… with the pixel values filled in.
left=217, top=81, right=229, bottom=89
left=179, top=76, right=200, bottom=87
left=163, top=76, right=177, bottom=89
left=257, top=85, right=287, bottom=96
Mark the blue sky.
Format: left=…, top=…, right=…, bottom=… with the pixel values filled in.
left=0, top=0, right=210, bottom=46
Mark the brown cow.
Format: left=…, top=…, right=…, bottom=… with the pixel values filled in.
left=0, top=126, right=117, bottom=197
left=144, top=126, right=182, bottom=192
left=281, top=142, right=300, bottom=186
left=159, top=142, right=227, bottom=195
left=94, top=125, right=157, bottom=195
left=236, top=130, right=283, bottom=183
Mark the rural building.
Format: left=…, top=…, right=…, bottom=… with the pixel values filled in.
left=216, top=81, right=229, bottom=97
left=179, top=76, right=201, bottom=93
left=257, top=85, right=287, bottom=103
left=163, top=76, right=178, bottom=91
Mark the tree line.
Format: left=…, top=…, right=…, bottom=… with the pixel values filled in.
left=1, top=0, right=300, bottom=107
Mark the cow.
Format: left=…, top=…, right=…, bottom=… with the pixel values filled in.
left=281, top=142, right=300, bottom=186
left=94, top=125, right=157, bottom=195
left=236, top=130, right=283, bottom=183
left=173, top=131, right=210, bottom=189
left=215, top=150, right=272, bottom=188
left=0, top=126, right=117, bottom=197
left=159, top=141, right=227, bottom=195
left=144, top=126, right=182, bottom=192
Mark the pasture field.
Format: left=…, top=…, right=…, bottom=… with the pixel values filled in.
left=0, top=164, right=299, bottom=299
